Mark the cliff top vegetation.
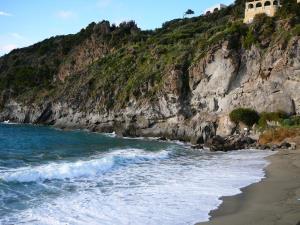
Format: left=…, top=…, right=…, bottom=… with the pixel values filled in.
left=0, top=0, right=299, bottom=108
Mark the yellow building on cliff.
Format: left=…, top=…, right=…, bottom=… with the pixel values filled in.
left=244, top=0, right=281, bottom=23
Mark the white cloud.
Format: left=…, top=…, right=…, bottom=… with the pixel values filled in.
left=0, top=11, right=12, bottom=16
left=10, top=33, right=24, bottom=40
left=97, top=0, right=112, bottom=8
left=56, top=10, right=75, bottom=20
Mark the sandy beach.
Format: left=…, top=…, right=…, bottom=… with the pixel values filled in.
left=197, top=148, right=300, bottom=225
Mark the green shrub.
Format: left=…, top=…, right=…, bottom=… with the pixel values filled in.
left=292, top=24, right=300, bottom=36
left=250, top=14, right=275, bottom=47
left=7, top=66, right=53, bottom=94
left=243, top=28, right=256, bottom=49
left=258, top=111, right=288, bottom=128
left=276, top=0, right=300, bottom=19
left=281, top=116, right=300, bottom=127
left=253, top=13, right=270, bottom=26
left=281, top=118, right=294, bottom=127
left=229, top=108, right=260, bottom=127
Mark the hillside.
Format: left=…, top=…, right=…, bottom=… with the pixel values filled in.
left=0, top=0, right=300, bottom=144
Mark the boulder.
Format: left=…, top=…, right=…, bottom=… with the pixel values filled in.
left=205, top=135, right=256, bottom=152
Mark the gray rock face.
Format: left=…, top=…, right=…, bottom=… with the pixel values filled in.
left=1, top=37, right=300, bottom=145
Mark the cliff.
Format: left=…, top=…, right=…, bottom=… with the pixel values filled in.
left=0, top=0, right=300, bottom=144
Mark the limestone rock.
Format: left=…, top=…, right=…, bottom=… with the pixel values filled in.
left=1, top=33, right=300, bottom=148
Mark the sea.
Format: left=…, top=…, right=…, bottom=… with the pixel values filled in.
left=0, top=123, right=273, bottom=225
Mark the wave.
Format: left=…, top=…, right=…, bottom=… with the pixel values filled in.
left=0, top=150, right=273, bottom=225
left=0, top=149, right=170, bottom=183
left=102, top=132, right=117, bottom=138
left=0, top=120, right=19, bottom=125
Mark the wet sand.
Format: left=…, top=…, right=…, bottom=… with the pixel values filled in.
left=197, top=148, right=300, bottom=225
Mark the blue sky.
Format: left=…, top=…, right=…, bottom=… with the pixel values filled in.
left=0, top=0, right=234, bottom=56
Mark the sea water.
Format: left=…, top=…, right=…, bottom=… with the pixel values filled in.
left=0, top=123, right=273, bottom=225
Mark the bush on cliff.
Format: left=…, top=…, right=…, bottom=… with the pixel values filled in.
left=276, top=0, right=300, bottom=19
left=0, top=0, right=299, bottom=108
left=229, top=108, right=260, bottom=127
left=292, top=24, right=300, bottom=36
left=243, top=28, right=256, bottom=49
left=281, top=116, right=300, bottom=127
left=258, top=111, right=288, bottom=129
left=249, top=14, right=275, bottom=48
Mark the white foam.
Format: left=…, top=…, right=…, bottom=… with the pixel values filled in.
left=1, top=120, right=18, bottom=125
left=102, top=132, right=117, bottom=138
left=1, top=149, right=170, bottom=183
left=1, top=150, right=274, bottom=225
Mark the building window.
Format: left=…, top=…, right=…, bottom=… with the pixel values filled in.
left=273, top=0, right=278, bottom=5
left=264, top=1, right=271, bottom=6
left=248, top=3, right=254, bottom=9
left=256, top=2, right=262, bottom=7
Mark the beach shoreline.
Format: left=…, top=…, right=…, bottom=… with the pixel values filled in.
left=197, top=148, right=300, bottom=225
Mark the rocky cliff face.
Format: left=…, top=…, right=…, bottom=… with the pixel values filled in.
left=57, top=22, right=112, bottom=81
left=1, top=35, right=299, bottom=144
left=0, top=13, right=300, bottom=144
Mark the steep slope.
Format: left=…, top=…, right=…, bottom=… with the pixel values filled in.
left=0, top=0, right=300, bottom=144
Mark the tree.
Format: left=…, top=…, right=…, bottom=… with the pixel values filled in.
left=229, top=108, right=260, bottom=127
left=184, top=9, right=195, bottom=18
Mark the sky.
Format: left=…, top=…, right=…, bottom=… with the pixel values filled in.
left=0, top=0, right=234, bottom=56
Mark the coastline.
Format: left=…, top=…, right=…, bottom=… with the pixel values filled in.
left=2, top=123, right=300, bottom=224
left=197, top=148, right=300, bottom=225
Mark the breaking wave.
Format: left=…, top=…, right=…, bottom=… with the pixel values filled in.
left=1, top=149, right=170, bottom=183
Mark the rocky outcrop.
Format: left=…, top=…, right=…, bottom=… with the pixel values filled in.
left=204, top=135, right=257, bottom=152
left=0, top=22, right=300, bottom=150
left=57, top=22, right=111, bottom=81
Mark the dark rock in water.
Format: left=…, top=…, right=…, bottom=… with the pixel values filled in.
left=206, top=135, right=225, bottom=146
left=260, top=145, right=271, bottom=150
left=191, top=144, right=204, bottom=149
left=271, top=144, right=279, bottom=151
left=258, top=142, right=297, bottom=151
left=205, top=136, right=226, bottom=152
left=240, top=136, right=256, bottom=145
left=158, top=137, right=167, bottom=141
left=280, top=142, right=291, bottom=149
left=205, top=135, right=257, bottom=152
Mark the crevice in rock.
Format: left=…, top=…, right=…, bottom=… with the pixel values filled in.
left=36, top=103, right=53, bottom=124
